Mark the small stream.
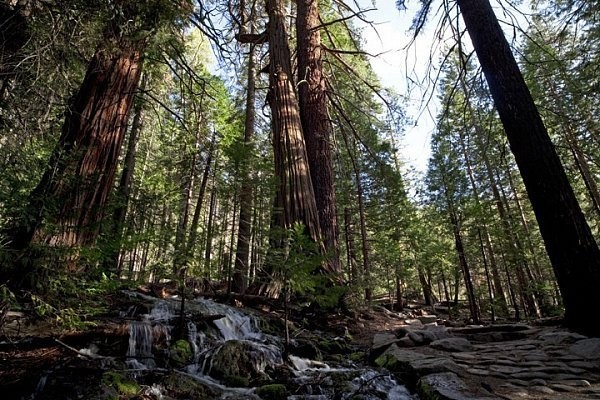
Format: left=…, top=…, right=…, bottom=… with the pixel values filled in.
left=123, top=292, right=415, bottom=399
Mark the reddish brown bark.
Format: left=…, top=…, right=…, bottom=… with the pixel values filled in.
left=12, top=44, right=143, bottom=252
left=267, top=0, right=321, bottom=243
left=296, top=0, right=340, bottom=273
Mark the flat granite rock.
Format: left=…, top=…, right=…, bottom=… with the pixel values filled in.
left=430, top=338, right=474, bottom=352
left=371, top=332, right=399, bottom=352
left=408, top=326, right=453, bottom=345
left=569, top=338, right=600, bottom=359
left=538, top=331, right=587, bottom=345
left=418, top=372, right=498, bottom=400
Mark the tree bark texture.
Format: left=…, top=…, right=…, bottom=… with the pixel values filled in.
left=267, top=0, right=321, bottom=244
left=232, top=42, right=257, bottom=294
left=457, top=0, right=600, bottom=334
left=296, top=0, right=340, bottom=273
left=13, top=43, right=143, bottom=251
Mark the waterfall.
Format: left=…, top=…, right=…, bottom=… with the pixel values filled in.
left=125, top=297, right=173, bottom=369
left=122, top=291, right=413, bottom=399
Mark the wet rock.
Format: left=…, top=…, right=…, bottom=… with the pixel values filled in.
left=290, top=339, right=322, bottom=361
left=256, top=384, right=287, bottom=400
left=569, top=338, right=600, bottom=359
left=430, top=338, right=473, bottom=352
left=170, top=339, right=193, bottom=367
left=207, top=340, right=276, bottom=381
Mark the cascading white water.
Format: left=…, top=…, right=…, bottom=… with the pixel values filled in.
left=126, top=299, right=173, bottom=369
left=122, top=292, right=413, bottom=399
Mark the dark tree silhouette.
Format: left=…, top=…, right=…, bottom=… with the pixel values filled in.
left=457, top=0, right=600, bottom=335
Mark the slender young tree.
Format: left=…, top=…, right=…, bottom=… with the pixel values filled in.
left=457, top=0, right=600, bottom=334
left=232, top=0, right=258, bottom=294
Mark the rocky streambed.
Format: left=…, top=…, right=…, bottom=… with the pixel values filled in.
left=1, top=291, right=414, bottom=399
left=3, top=293, right=600, bottom=400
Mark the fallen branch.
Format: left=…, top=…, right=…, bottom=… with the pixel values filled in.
left=54, top=338, right=109, bottom=360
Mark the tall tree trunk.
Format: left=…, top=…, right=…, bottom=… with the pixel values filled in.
left=266, top=0, right=321, bottom=244
left=232, top=29, right=257, bottom=294
left=296, top=0, right=340, bottom=273
left=184, top=143, right=214, bottom=263
left=457, top=0, right=600, bottom=334
left=484, top=152, right=540, bottom=318
left=456, top=124, right=509, bottom=315
left=8, top=38, right=143, bottom=281
left=447, top=205, right=480, bottom=324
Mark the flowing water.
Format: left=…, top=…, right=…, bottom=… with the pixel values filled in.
left=124, top=292, right=414, bottom=399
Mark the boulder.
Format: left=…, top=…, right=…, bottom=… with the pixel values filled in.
left=430, top=338, right=473, bottom=352
left=538, top=331, right=587, bottom=345
left=408, top=326, right=452, bottom=345
left=369, top=332, right=400, bottom=362
left=207, top=340, right=279, bottom=381
left=418, top=372, right=496, bottom=400
left=569, top=338, right=600, bottom=359
left=372, top=332, right=400, bottom=352
left=375, top=344, right=463, bottom=388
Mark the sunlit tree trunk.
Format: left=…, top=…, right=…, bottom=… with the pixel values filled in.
left=457, top=0, right=600, bottom=334
left=297, top=0, right=340, bottom=273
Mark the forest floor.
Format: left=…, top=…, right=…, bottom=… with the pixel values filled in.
left=1, top=290, right=600, bottom=399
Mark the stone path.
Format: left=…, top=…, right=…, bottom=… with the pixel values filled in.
left=370, top=320, right=600, bottom=399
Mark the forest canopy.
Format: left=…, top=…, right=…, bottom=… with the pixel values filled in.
left=0, top=0, right=599, bottom=335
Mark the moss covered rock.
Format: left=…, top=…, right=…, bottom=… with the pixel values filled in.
left=170, top=339, right=193, bottom=367
left=101, top=371, right=140, bottom=397
left=162, top=372, right=220, bottom=399
left=255, top=384, right=287, bottom=400
left=207, top=340, right=275, bottom=383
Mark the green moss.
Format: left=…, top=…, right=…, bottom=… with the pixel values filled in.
left=162, top=372, right=219, bottom=398
left=255, top=384, right=287, bottom=400
left=349, top=352, right=366, bottom=362
left=170, top=339, right=193, bottom=367
left=318, top=338, right=348, bottom=354
left=223, top=374, right=250, bottom=387
left=101, top=371, right=140, bottom=396
left=374, top=353, right=399, bottom=370
left=417, top=381, right=442, bottom=400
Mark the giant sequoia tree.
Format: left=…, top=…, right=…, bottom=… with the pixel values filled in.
left=456, top=0, right=600, bottom=334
